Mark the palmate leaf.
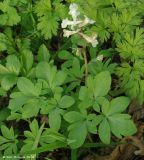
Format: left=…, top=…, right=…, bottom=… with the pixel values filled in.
left=34, top=0, right=67, bottom=39
left=36, top=62, right=67, bottom=90
left=0, top=55, right=21, bottom=90
left=64, top=111, right=98, bottom=148
left=116, top=60, right=144, bottom=104
left=0, top=125, right=18, bottom=155
left=98, top=97, right=137, bottom=144
left=0, top=0, right=21, bottom=26
left=117, top=28, right=144, bottom=61
left=37, top=13, right=59, bottom=39
left=21, top=119, right=40, bottom=153
left=85, top=71, right=111, bottom=98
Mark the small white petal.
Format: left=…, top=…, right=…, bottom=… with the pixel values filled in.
left=69, top=3, right=80, bottom=21
left=79, top=33, right=98, bottom=47
left=92, top=39, right=98, bottom=47
left=63, top=29, right=80, bottom=37
left=79, top=16, right=95, bottom=27
left=61, top=18, right=70, bottom=28
left=96, top=55, right=103, bottom=61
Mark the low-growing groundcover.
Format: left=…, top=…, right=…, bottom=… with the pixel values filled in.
left=0, top=0, right=144, bottom=159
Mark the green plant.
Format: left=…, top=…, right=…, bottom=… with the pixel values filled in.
left=0, top=0, right=142, bottom=159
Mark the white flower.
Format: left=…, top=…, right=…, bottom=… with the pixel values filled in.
left=78, top=16, right=95, bottom=27
left=69, top=3, right=80, bottom=21
left=96, top=55, right=103, bottom=61
left=61, top=18, right=82, bottom=30
left=79, top=33, right=98, bottom=47
left=61, top=18, right=71, bottom=28
left=63, top=29, right=80, bottom=37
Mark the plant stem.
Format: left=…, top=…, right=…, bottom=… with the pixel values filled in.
left=71, top=149, right=78, bottom=160
left=32, top=122, right=45, bottom=159
left=82, top=47, right=88, bottom=80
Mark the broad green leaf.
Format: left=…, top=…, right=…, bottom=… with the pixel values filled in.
left=0, top=108, right=10, bottom=122
left=53, top=71, right=67, bottom=86
left=86, top=121, right=97, bottom=134
left=94, top=71, right=111, bottom=98
left=1, top=75, right=17, bottom=90
left=108, top=114, right=137, bottom=137
left=58, top=50, right=73, bottom=60
left=36, top=62, right=66, bottom=89
left=68, top=122, right=87, bottom=149
left=22, top=99, right=40, bottom=119
left=38, top=44, right=50, bottom=62
left=21, top=50, right=34, bottom=72
left=101, top=98, right=110, bottom=116
left=64, top=111, right=84, bottom=123
left=8, top=93, right=29, bottom=112
left=36, top=62, right=54, bottom=84
left=49, top=109, right=61, bottom=131
left=108, top=97, right=130, bottom=115
left=98, top=119, right=110, bottom=144
left=17, top=77, right=39, bottom=96
left=79, top=86, right=89, bottom=100
left=0, top=64, right=8, bottom=75
left=6, top=55, right=21, bottom=75
left=59, top=96, right=75, bottom=108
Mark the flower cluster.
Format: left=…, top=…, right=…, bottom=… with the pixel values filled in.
left=61, top=3, right=98, bottom=47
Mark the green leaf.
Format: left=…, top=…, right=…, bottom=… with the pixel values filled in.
left=86, top=121, right=97, bottom=134
left=100, top=98, right=110, bottom=115
left=68, top=122, right=87, bottom=149
left=64, top=111, right=84, bottom=123
left=1, top=126, right=14, bottom=139
left=17, top=77, right=40, bottom=96
left=38, top=44, right=50, bottom=62
left=6, top=55, right=21, bottom=75
left=0, top=1, right=21, bottom=26
left=59, top=96, right=75, bottom=108
left=0, top=108, right=10, bottom=122
left=30, top=119, right=39, bottom=137
left=49, top=109, right=61, bottom=131
left=98, top=119, right=110, bottom=144
left=37, top=13, right=59, bottom=39
left=0, top=64, right=8, bottom=75
left=1, top=74, right=17, bottom=91
left=108, top=114, right=137, bottom=137
left=58, top=50, right=73, bottom=60
left=53, top=71, right=67, bottom=86
left=8, top=92, right=29, bottom=112
left=94, top=71, right=111, bottom=98
left=22, top=99, right=40, bottom=119
left=21, top=50, right=34, bottom=72
left=36, top=62, right=66, bottom=89
left=108, top=97, right=130, bottom=115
